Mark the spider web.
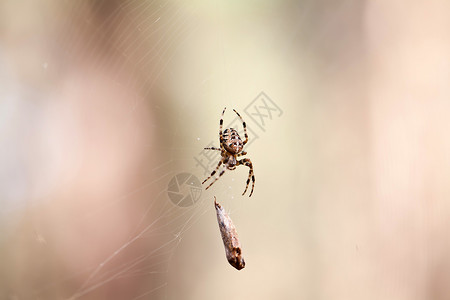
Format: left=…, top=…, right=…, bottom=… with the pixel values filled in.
left=50, top=2, right=210, bottom=297
left=0, top=1, right=211, bottom=299
left=0, top=0, right=368, bottom=299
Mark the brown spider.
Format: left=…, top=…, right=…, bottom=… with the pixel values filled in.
left=202, top=107, right=255, bottom=197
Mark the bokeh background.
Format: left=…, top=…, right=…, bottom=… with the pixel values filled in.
left=1, top=1, right=450, bottom=299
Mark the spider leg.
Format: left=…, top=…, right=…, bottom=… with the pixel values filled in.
left=204, top=147, right=221, bottom=151
left=236, top=158, right=255, bottom=197
left=233, top=109, right=248, bottom=145
left=236, top=151, right=247, bottom=157
left=202, top=159, right=223, bottom=185
left=204, top=165, right=227, bottom=190
left=219, top=107, right=226, bottom=144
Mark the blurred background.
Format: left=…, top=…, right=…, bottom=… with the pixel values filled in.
left=1, top=0, right=450, bottom=299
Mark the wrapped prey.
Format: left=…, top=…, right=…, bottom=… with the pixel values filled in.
left=214, top=197, right=245, bottom=270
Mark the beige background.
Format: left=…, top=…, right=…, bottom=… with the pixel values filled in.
left=1, top=1, right=450, bottom=299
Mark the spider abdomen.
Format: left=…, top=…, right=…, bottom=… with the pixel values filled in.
left=222, top=128, right=243, bottom=154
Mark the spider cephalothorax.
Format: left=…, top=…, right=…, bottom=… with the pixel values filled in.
left=202, top=107, right=255, bottom=197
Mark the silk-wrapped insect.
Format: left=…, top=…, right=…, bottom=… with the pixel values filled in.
left=214, top=197, right=245, bottom=270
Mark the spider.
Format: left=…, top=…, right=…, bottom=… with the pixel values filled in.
left=202, top=107, right=255, bottom=197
